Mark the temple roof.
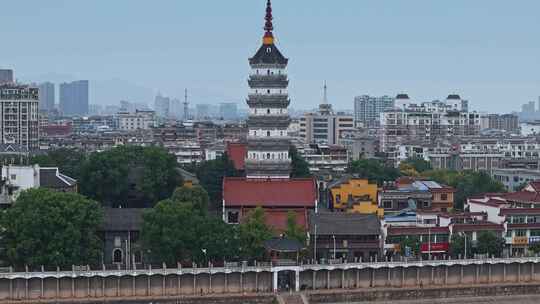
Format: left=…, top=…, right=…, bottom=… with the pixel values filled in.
left=249, top=43, right=288, bottom=66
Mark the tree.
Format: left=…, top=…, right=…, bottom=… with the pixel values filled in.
left=450, top=234, right=472, bottom=258
left=289, top=146, right=311, bottom=178
left=171, top=185, right=210, bottom=215
left=398, top=162, right=419, bottom=177
left=193, top=153, right=239, bottom=209
left=0, top=189, right=103, bottom=268
left=238, top=207, right=273, bottom=260
left=476, top=231, right=505, bottom=258
left=30, top=148, right=86, bottom=180
left=401, top=157, right=432, bottom=174
left=399, top=236, right=420, bottom=257
left=530, top=242, right=540, bottom=255
left=141, top=199, right=238, bottom=265
left=284, top=211, right=306, bottom=244
left=79, top=146, right=182, bottom=207
left=141, top=200, right=199, bottom=265
left=349, top=159, right=401, bottom=186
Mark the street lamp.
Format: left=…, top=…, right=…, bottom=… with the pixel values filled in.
left=202, top=249, right=208, bottom=267
left=460, top=232, right=467, bottom=259
left=332, top=235, right=336, bottom=260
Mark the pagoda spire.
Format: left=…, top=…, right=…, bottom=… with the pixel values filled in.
left=263, top=0, right=274, bottom=45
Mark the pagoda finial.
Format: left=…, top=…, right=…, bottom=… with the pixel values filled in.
left=263, top=0, right=274, bottom=45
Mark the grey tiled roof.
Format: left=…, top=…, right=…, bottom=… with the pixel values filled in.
left=39, top=168, right=77, bottom=188
left=101, top=208, right=145, bottom=232
left=249, top=44, right=288, bottom=65
left=309, top=211, right=381, bottom=236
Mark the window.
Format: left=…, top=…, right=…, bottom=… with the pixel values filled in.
left=530, top=230, right=540, bottom=237
left=10, top=174, right=16, bottom=180
left=267, top=153, right=271, bottom=159
left=133, top=251, right=143, bottom=264
left=516, top=230, right=527, bottom=237
left=267, top=131, right=271, bottom=137
left=227, top=211, right=239, bottom=224
left=440, top=194, right=448, bottom=201
left=267, top=109, right=271, bottom=114
left=383, top=201, right=392, bottom=209
left=512, top=216, right=526, bottom=224
left=114, top=236, right=121, bottom=247
left=267, top=89, right=271, bottom=94
left=113, top=249, right=123, bottom=264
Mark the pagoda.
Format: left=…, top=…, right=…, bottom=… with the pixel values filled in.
left=245, top=0, right=292, bottom=179
left=222, top=1, right=317, bottom=232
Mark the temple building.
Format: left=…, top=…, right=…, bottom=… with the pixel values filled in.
left=223, top=0, right=317, bottom=231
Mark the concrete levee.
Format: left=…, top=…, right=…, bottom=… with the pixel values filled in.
left=1, top=258, right=540, bottom=302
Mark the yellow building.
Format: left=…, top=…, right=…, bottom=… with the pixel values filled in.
left=329, top=178, right=384, bottom=217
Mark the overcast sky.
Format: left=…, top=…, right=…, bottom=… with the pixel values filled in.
left=1, top=0, right=539, bottom=113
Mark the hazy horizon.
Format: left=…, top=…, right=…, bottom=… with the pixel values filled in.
left=1, top=0, right=540, bottom=113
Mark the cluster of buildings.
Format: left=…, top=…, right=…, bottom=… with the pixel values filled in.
left=4, top=0, right=540, bottom=268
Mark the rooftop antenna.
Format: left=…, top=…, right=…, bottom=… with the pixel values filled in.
left=323, top=81, right=328, bottom=104
left=183, top=88, right=189, bottom=121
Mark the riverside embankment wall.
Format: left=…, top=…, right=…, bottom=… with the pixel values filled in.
left=1, top=258, right=540, bottom=303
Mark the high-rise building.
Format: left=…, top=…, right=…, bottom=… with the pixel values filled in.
left=154, top=94, right=170, bottom=118
left=0, top=69, right=14, bottom=84
left=196, top=104, right=211, bottom=120
left=38, top=82, right=55, bottom=112
left=381, top=94, right=480, bottom=159
left=59, top=80, right=89, bottom=116
left=244, top=0, right=291, bottom=179
left=482, top=114, right=519, bottom=134
left=300, top=85, right=354, bottom=145
left=0, top=83, right=40, bottom=149
left=219, top=103, right=238, bottom=120
left=117, top=110, right=156, bottom=131
left=354, top=95, right=394, bottom=128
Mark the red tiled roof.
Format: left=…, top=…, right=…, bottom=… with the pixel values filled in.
left=500, top=208, right=540, bottom=216
left=439, top=212, right=486, bottom=219
left=452, top=223, right=504, bottom=232
left=396, top=176, right=415, bottom=186
left=387, top=226, right=449, bottom=236
left=527, top=181, right=540, bottom=192
left=468, top=198, right=508, bottom=208
left=503, top=191, right=540, bottom=203
left=430, top=187, right=456, bottom=193
left=263, top=209, right=308, bottom=232
left=223, top=177, right=317, bottom=208
left=227, top=142, right=247, bottom=170
left=508, top=223, right=540, bottom=229
left=468, top=193, right=506, bottom=200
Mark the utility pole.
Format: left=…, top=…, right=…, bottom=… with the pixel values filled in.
left=313, top=224, right=317, bottom=263
left=332, top=234, right=336, bottom=260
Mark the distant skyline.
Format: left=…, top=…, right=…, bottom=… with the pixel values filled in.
left=1, top=0, right=539, bottom=113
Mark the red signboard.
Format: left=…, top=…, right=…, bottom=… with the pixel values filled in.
left=420, top=242, right=449, bottom=253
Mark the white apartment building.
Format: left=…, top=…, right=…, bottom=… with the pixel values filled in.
left=354, top=95, right=394, bottom=128
left=381, top=94, right=480, bottom=159
left=0, top=84, right=40, bottom=150
left=117, top=110, right=156, bottom=131
left=299, top=104, right=354, bottom=145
